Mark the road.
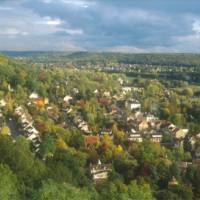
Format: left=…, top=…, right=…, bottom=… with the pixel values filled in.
left=7, top=118, right=21, bottom=138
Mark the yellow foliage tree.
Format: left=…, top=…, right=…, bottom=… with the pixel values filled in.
left=1, top=126, right=10, bottom=136
left=56, top=137, right=68, bottom=150
left=116, top=145, right=123, bottom=154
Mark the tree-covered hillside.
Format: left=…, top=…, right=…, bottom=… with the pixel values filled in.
left=0, top=55, right=200, bottom=199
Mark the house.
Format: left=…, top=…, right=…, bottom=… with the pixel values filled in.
left=138, top=120, right=149, bottom=131
left=196, top=133, right=200, bottom=139
left=90, top=160, right=111, bottom=182
left=134, top=111, right=143, bottom=121
left=14, top=106, right=24, bottom=116
left=150, top=134, right=163, bottom=143
left=132, top=87, right=144, bottom=93
left=168, top=123, right=176, bottom=131
left=125, top=99, right=141, bottom=110
left=128, top=134, right=143, bottom=142
left=94, top=89, right=99, bottom=94
left=168, top=176, right=179, bottom=186
left=113, top=94, right=124, bottom=101
left=122, top=87, right=132, bottom=94
left=73, top=88, right=79, bottom=94
left=63, top=95, right=73, bottom=103
left=27, top=127, right=39, bottom=135
left=79, top=123, right=90, bottom=133
left=0, top=99, right=6, bottom=107
left=99, top=130, right=113, bottom=138
left=14, top=106, right=41, bottom=151
left=103, top=91, right=111, bottom=97
left=27, top=134, right=38, bottom=141
left=118, top=77, right=124, bottom=85
left=85, top=136, right=99, bottom=147
left=44, top=98, right=49, bottom=105
left=173, top=128, right=188, bottom=139
left=29, top=92, right=39, bottom=99
left=127, top=115, right=135, bottom=122
left=145, top=114, right=157, bottom=122
left=131, top=128, right=137, bottom=134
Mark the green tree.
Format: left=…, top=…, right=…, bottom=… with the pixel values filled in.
left=128, top=181, right=154, bottom=200
left=40, top=134, right=56, bottom=159
left=36, top=180, right=93, bottom=200
left=0, top=164, right=20, bottom=200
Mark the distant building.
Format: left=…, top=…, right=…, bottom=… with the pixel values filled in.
left=145, top=114, right=157, bottom=122
left=173, top=128, right=188, bottom=139
left=150, top=134, right=163, bottom=143
left=90, top=160, right=111, bottom=183
left=118, top=77, right=124, bottom=85
left=29, top=92, right=39, bottom=99
left=94, top=89, right=99, bottom=94
left=99, top=130, right=113, bottom=138
left=103, top=91, right=111, bottom=97
left=138, top=120, right=149, bottom=131
left=132, top=87, right=144, bottom=93
left=168, top=176, right=179, bottom=186
left=0, top=99, right=6, bottom=108
left=125, top=99, right=141, bottom=110
left=128, top=134, right=143, bottom=142
left=63, top=95, right=73, bottom=103
left=122, top=87, right=132, bottom=94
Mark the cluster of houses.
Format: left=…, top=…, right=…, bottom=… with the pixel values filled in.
left=98, top=86, right=189, bottom=148
left=14, top=106, right=40, bottom=152
left=125, top=111, right=189, bottom=146
left=62, top=93, right=93, bottom=134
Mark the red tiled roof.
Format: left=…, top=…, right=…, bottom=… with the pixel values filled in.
left=85, top=136, right=99, bottom=146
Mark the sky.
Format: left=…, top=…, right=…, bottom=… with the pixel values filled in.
left=0, top=0, right=200, bottom=52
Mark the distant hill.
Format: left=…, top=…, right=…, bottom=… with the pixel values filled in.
left=1, top=51, right=200, bottom=67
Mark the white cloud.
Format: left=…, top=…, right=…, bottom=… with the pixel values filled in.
left=41, top=0, right=93, bottom=8
left=36, top=16, right=64, bottom=26
left=63, top=28, right=83, bottom=35
left=192, top=20, right=200, bottom=34
left=0, top=4, right=85, bottom=39
left=0, top=28, right=28, bottom=37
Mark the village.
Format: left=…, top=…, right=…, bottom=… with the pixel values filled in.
left=0, top=75, right=200, bottom=185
